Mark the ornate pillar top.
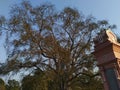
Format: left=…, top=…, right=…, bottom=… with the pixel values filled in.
left=106, top=29, right=117, bottom=43
left=94, top=29, right=119, bottom=45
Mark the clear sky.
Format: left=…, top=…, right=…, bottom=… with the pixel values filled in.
left=0, top=0, right=120, bottom=62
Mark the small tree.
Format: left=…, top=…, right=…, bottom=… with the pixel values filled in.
left=0, top=78, right=5, bottom=90
left=6, top=79, right=20, bottom=90
left=22, top=70, right=47, bottom=90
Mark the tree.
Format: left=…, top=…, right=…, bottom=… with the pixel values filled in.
left=6, top=79, right=20, bottom=90
left=22, top=70, right=47, bottom=90
left=0, top=1, right=116, bottom=90
left=0, top=78, right=5, bottom=90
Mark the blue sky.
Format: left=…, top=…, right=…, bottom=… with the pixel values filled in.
left=0, top=0, right=120, bottom=62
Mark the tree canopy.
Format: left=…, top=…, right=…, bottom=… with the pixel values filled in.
left=0, top=1, right=116, bottom=90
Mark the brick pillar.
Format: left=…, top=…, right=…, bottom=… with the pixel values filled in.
left=94, top=29, right=120, bottom=90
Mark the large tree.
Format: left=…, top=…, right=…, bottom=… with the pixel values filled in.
left=0, top=1, right=115, bottom=90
